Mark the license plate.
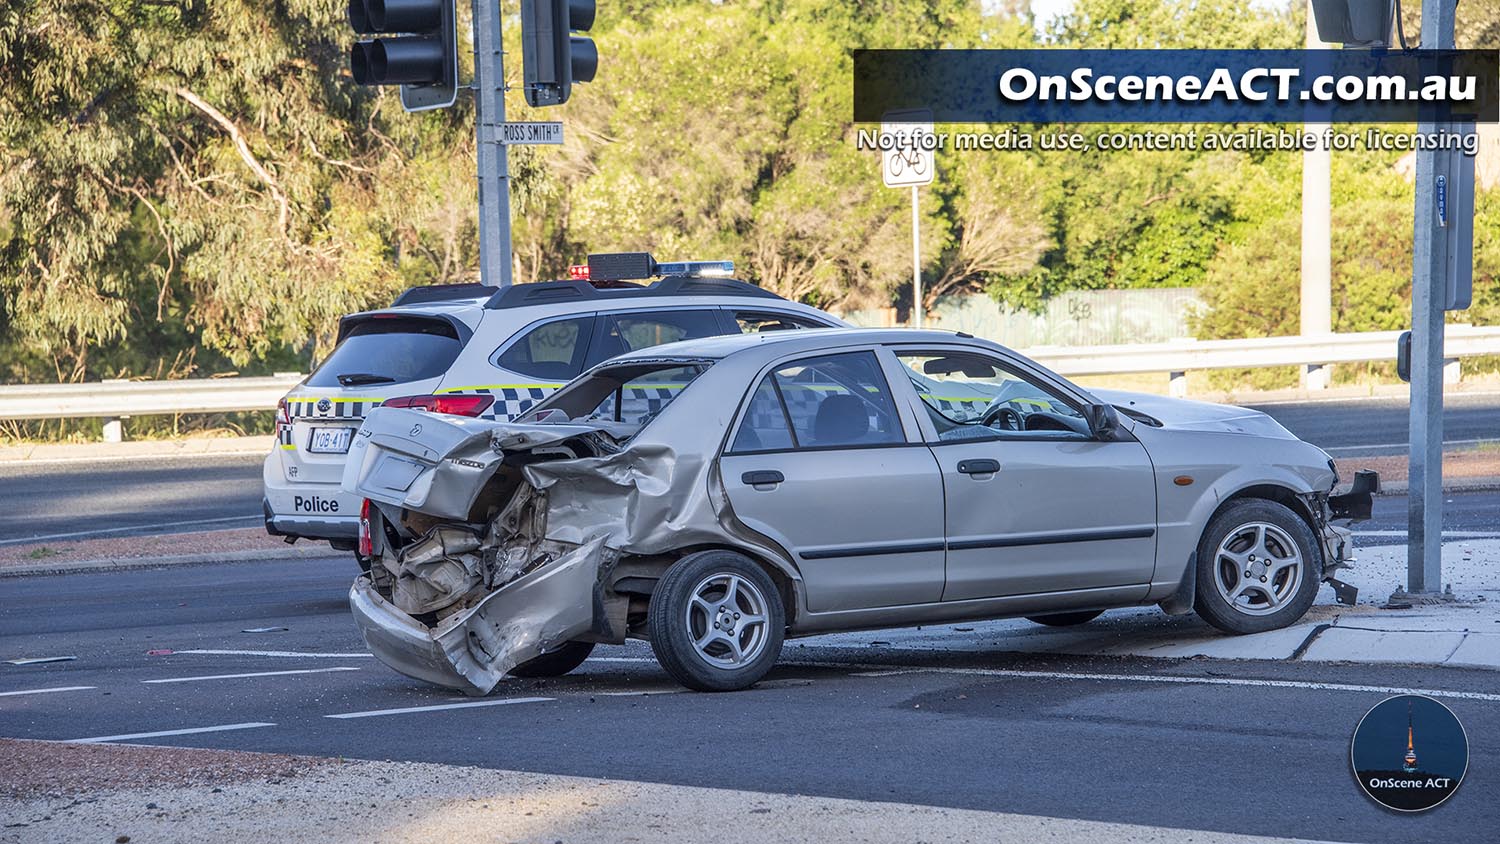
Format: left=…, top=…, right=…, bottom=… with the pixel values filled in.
left=308, top=427, right=354, bottom=454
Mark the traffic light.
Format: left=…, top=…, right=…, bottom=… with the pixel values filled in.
left=1309, top=0, right=1394, bottom=47
left=348, top=0, right=459, bottom=112
left=520, top=0, right=598, bottom=107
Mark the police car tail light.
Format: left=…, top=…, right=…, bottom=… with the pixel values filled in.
left=276, top=398, right=291, bottom=426
left=358, top=498, right=372, bottom=558
left=382, top=394, right=495, bottom=417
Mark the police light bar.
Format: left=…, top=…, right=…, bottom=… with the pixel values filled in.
left=585, top=252, right=735, bottom=281
left=656, top=260, right=734, bottom=278
left=568, top=264, right=590, bottom=280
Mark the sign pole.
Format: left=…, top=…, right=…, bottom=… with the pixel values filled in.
left=473, top=0, right=514, bottom=287
left=1406, top=0, right=1458, bottom=594
left=911, top=185, right=923, bottom=329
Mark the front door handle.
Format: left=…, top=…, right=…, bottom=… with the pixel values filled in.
left=742, top=470, right=785, bottom=486
left=957, top=459, right=1000, bottom=475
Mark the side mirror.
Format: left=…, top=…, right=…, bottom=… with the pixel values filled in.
left=1087, top=403, right=1121, bottom=440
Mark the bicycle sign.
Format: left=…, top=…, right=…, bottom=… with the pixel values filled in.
left=880, top=109, right=935, bottom=188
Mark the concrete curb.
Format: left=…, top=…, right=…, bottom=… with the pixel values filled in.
left=1375, top=475, right=1500, bottom=495
left=0, top=545, right=339, bottom=578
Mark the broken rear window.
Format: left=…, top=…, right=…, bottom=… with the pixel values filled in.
left=524, top=361, right=710, bottom=427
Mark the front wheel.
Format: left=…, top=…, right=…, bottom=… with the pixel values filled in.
left=648, top=550, right=785, bottom=692
left=1194, top=499, right=1321, bottom=635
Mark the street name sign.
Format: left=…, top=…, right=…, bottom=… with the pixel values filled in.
left=500, top=122, right=565, bottom=145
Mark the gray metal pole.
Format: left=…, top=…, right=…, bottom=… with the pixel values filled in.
left=1407, top=0, right=1457, bottom=593
left=473, top=0, right=514, bottom=287
left=911, top=185, right=923, bottom=329
left=1300, top=4, right=1332, bottom=388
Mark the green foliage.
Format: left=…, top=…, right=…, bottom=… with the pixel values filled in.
left=1, top=0, right=1497, bottom=397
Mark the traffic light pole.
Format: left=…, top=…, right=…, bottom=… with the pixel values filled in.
left=1405, top=0, right=1457, bottom=594
left=474, top=0, right=514, bottom=287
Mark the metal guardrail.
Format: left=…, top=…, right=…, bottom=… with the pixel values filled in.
left=0, top=327, right=1496, bottom=439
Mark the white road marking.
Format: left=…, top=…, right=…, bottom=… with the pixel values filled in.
left=5, top=450, right=268, bottom=468
left=0, top=685, right=95, bottom=698
left=142, top=667, right=362, bottom=684
left=594, top=689, right=682, bottom=697
left=583, top=657, right=657, bottom=664
left=847, top=665, right=1500, bottom=702
left=0, top=516, right=260, bottom=547
left=69, top=722, right=276, bottom=744
left=4, top=656, right=78, bottom=665
left=174, top=649, right=373, bottom=658
left=326, top=696, right=553, bottom=719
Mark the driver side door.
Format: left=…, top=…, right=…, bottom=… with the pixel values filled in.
left=888, top=348, right=1159, bottom=602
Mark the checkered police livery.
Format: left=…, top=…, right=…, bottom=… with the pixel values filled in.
left=264, top=254, right=845, bottom=549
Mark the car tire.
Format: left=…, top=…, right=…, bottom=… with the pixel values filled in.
left=508, top=641, right=595, bottom=678
left=1194, top=499, right=1321, bottom=635
left=1025, top=610, right=1104, bottom=627
left=648, top=550, right=785, bottom=692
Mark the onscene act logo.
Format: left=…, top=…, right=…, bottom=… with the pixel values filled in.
left=1351, top=694, right=1468, bottom=812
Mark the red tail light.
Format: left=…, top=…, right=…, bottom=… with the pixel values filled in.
left=568, top=264, right=590, bottom=280
left=381, top=394, right=495, bottom=417
left=358, top=498, right=373, bottom=558
left=276, top=397, right=291, bottom=426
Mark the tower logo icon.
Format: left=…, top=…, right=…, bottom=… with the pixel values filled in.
left=1351, top=694, right=1467, bottom=812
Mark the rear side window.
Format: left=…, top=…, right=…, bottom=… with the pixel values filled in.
left=587, top=309, right=723, bottom=365
left=496, top=316, right=596, bottom=381
left=731, top=352, right=904, bottom=451
left=307, top=317, right=464, bottom=388
left=732, top=310, right=830, bottom=333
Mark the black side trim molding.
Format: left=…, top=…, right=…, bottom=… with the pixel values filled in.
left=800, top=541, right=945, bottom=560
left=948, top=526, right=1155, bottom=551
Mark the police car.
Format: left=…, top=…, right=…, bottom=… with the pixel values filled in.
left=263, top=253, right=846, bottom=557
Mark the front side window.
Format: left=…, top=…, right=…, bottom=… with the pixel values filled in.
left=894, top=352, right=1088, bottom=443
left=731, top=351, right=904, bottom=452
left=496, top=316, right=596, bottom=381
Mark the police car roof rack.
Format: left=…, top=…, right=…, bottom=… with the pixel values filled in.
left=391, top=282, right=493, bottom=307
left=482, top=252, right=783, bottom=309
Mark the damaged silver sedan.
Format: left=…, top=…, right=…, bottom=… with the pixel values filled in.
left=343, top=329, right=1375, bottom=694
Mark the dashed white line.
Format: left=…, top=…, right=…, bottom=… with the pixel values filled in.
left=69, top=722, right=276, bottom=744
left=583, top=657, right=657, bottom=664
left=326, top=696, right=554, bottom=719
left=0, top=685, right=95, bottom=698
left=846, top=665, right=1500, bottom=702
left=142, top=667, right=362, bottom=684
left=173, top=649, right=373, bottom=658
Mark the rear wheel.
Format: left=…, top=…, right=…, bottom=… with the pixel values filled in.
left=1025, top=610, right=1104, bottom=627
left=1194, top=499, right=1320, bottom=635
left=508, top=641, right=596, bottom=678
left=648, top=550, right=785, bottom=692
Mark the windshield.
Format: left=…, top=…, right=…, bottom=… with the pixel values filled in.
left=521, top=361, right=711, bottom=430
left=307, top=317, right=464, bottom=388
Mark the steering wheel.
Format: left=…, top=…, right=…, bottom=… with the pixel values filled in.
left=980, top=404, right=1023, bottom=430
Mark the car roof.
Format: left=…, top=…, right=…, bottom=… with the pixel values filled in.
left=354, top=290, right=838, bottom=324
left=604, top=327, right=988, bottom=363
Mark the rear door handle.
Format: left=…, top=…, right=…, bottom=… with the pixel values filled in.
left=742, top=470, right=785, bottom=486
left=957, top=459, right=1000, bottom=475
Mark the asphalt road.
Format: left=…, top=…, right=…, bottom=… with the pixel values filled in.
left=1243, top=391, right=1500, bottom=457
left=2, top=392, right=1497, bottom=544
left=0, top=454, right=265, bottom=545
left=1, top=558, right=1496, bottom=842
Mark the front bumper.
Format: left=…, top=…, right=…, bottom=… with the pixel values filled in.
left=349, top=535, right=607, bottom=696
